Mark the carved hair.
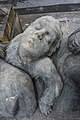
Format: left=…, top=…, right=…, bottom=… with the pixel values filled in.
left=68, top=28, right=80, bottom=54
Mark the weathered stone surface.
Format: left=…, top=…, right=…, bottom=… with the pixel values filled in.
left=5, top=16, right=63, bottom=115
left=1, top=15, right=80, bottom=119
left=50, top=28, right=80, bottom=119
left=0, top=58, right=36, bottom=119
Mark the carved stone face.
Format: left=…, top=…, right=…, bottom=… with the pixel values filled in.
left=18, top=16, right=62, bottom=63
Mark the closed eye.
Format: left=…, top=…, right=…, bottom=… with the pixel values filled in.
left=45, top=31, right=49, bottom=35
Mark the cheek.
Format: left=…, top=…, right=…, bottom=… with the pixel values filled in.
left=44, top=35, right=52, bottom=45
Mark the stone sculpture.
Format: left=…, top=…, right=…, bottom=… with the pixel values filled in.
left=5, top=16, right=63, bottom=115
left=0, top=15, right=80, bottom=119
left=0, top=45, right=36, bottom=120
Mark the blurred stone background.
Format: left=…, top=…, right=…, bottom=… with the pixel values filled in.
left=0, top=0, right=80, bottom=7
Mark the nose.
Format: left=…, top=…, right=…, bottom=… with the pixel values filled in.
left=35, top=28, right=46, bottom=40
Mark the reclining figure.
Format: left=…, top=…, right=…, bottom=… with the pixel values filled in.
left=1, top=16, right=80, bottom=119
left=5, top=16, right=63, bottom=115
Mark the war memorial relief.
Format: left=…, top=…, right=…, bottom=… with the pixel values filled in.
left=0, top=1, right=80, bottom=120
